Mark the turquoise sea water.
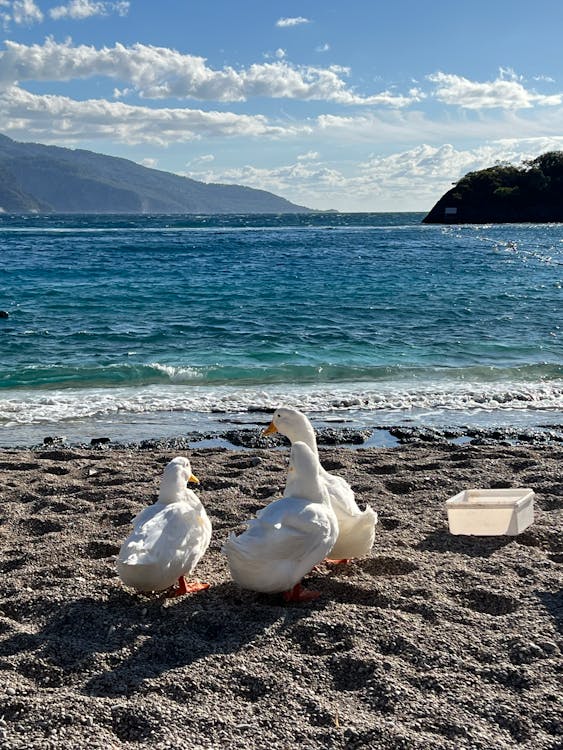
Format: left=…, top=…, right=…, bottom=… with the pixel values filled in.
left=1, top=212, right=562, bottom=445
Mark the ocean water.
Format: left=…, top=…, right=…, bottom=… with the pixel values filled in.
left=1, top=212, right=562, bottom=446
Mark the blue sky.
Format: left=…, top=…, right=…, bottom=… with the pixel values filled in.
left=2, top=1, right=563, bottom=211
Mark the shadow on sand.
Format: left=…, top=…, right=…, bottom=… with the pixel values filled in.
left=2, top=578, right=346, bottom=697
left=536, top=589, right=562, bottom=634
left=416, top=528, right=514, bottom=557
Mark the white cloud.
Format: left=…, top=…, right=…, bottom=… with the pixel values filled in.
left=187, top=153, right=215, bottom=167
left=8, top=0, right=43, bottom=25
left=0, top=38, right=420, bottom=106
left=355, top=139, right=563, bottom=207
left=0, top=85, right=305, bottom=144
left=315, top=104, right=563, bottom=148
left=184, top=138, right=563, bottom=212
left=184, top=159, right=351, bottom=201
left=297, top=151, right=319, bottom=161
left=275, top=48, right=285, bottom=59
left=359, top=144, right=482, bottom=192
left=316, top=43, right=330, bottom=53
left=428, top=70, right=563, bottom=109
left=498, top=66, right=522, bottom=82
left=50, top=0, right=130, bottom=20
left=140, top=157, right=158, bottom=168
left=112, top=86, right=131, bottom=98
left=276, top=17, right=310, bottom=28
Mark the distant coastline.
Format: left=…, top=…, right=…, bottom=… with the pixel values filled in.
left=0, top=133, right=312, bottom=214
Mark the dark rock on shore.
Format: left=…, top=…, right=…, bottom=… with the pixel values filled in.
left=388, top=425, right=563, bottom=447
left=240, top=427, right=372, bottom=449
left=90, top=437, right=111, bottom=446
left=29, top=423, right=563, bottom=454
left=42, top=436, right=67, bottom=446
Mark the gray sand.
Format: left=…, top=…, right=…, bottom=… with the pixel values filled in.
left=0, top=443, right=561, bottom=749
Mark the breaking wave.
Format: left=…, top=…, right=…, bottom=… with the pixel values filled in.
left=1, top=378, right=562, bottom=427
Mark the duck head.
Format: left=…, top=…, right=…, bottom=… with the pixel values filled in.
left=159, top=456, right=199, bottom=503
left=263, top=406, right=318, bottom=454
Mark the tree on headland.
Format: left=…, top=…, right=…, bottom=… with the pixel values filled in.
left=423, top=151, right=563, bottom=224
left=525, top=151, right=563, bottom=180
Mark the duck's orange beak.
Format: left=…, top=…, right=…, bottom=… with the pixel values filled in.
left=189, top=473, right=200, bottom=484
left=263, top=421, right=278, bottom=435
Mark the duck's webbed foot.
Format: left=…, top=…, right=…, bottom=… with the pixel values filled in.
left=166, top=576, right=210, bottom=598
left=282, top=582, right=320, bottom=603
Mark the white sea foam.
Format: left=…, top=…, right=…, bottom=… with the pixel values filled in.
left=148, top=363, right=199, bottom=380
left=1, top=380, right=562, bottom=428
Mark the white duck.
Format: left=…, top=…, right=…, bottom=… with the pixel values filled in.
left=117, top=456, right=212, bottom=596
left=263, top=406, right=377, bottom=562
left=222, top=441, right=338, bottom=602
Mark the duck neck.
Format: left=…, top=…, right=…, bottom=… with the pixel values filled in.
left=285, top=475, right=328, bottom=505
left=289, top=420, right=318, bottom=457
left=158, top=477, right=185, bottom=504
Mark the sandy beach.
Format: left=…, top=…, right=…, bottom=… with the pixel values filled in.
left=0, top=438, right=561, bottom=749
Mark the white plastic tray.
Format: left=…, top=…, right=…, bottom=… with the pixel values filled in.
left=446, top=488, right=534, bottom=536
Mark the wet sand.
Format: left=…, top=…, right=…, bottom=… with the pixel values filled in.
left=0, top=441, right=561, bottom=749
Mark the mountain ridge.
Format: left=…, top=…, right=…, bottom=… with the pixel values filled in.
left=0, top=134, right=313, bottom=214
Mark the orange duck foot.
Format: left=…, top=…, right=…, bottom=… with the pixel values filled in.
left=282, top=583, right=321, bottom=603
left=324, top=558, right=351, bottom=565
left=166, top=577, right=210, bottom=598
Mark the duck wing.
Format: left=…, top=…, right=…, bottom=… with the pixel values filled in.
left=321, top=470, right=362, bottom=514
left=227, top=496, right=335, bottom=564
left=223, top=496, right=336, bottom=593
left=119, top=503, right=207, bottom=567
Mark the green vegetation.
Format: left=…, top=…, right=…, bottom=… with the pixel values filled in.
left=423, top=151, right=563, bottom=224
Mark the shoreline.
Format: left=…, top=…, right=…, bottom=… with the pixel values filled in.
left=0, top=440, right=561, bottom=748
left=4, top=420, right=563, bottom=452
